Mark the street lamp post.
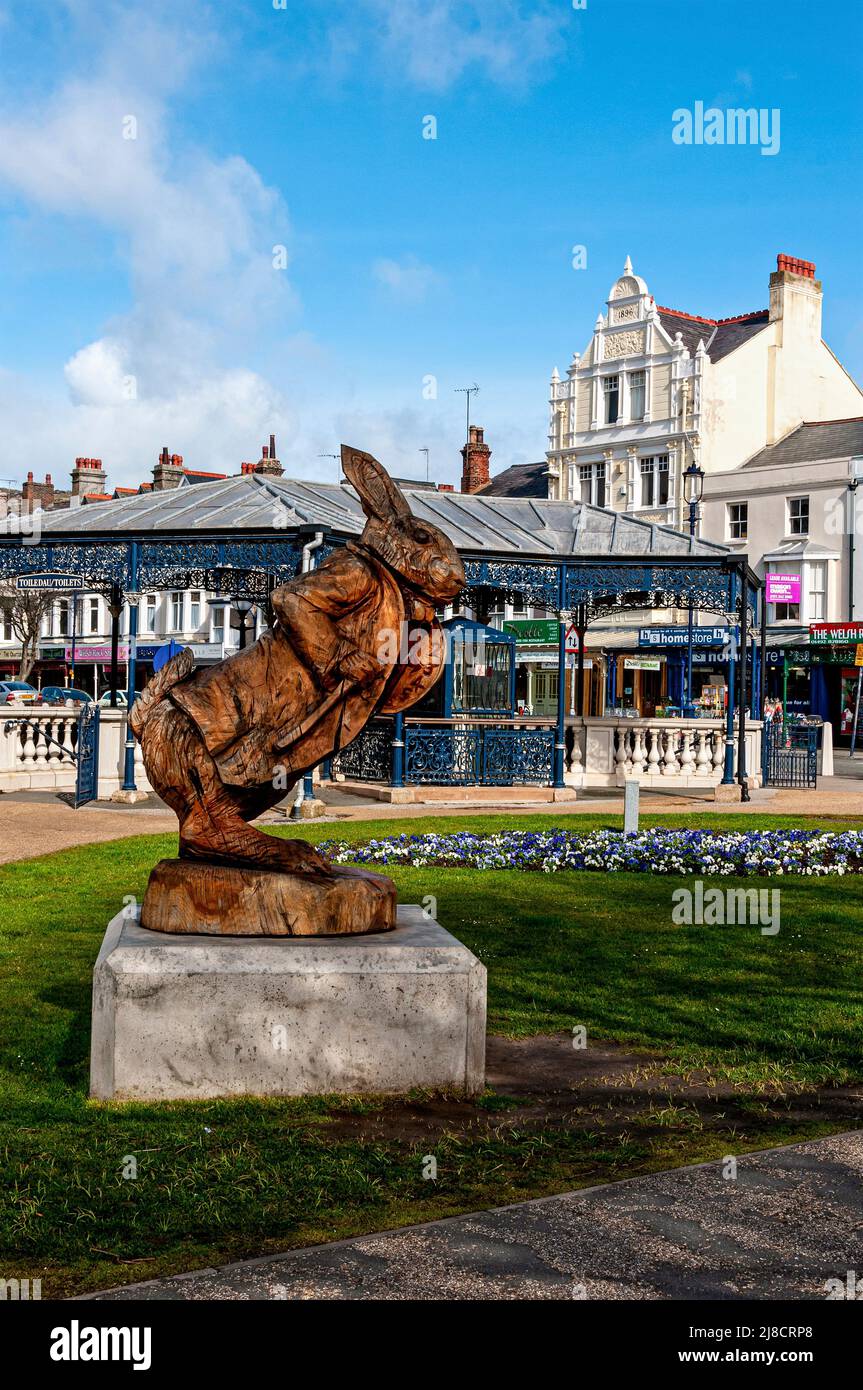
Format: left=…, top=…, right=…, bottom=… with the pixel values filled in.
left=235, top=599, right=256, bottom=651
left=682, top=458, right=705, bottom=718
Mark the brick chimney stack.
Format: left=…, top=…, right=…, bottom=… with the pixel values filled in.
left=71, top=457, right=107, bottom=496
left=153, top=446, right=185, bottom=491
left=21, top=471, right=55, bottom=512
left=256, top=433, right=284, bottom=477
left=460, top=425, right=491, bottom=494
left=769, top=252, right=822, bottom=336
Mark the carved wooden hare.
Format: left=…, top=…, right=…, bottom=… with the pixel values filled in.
left=130, top=446, right=464, bottom=875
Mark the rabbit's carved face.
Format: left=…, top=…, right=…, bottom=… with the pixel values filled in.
left=340, top=445, right=465, bottom=604
left=362, top=515, right=464, bottom=602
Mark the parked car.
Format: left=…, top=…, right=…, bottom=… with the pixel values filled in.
left=97, top=690, right=128, bottom=707
left=0, top=679, right=40, bottom=704
left=39, top=686, right=92, bottom=706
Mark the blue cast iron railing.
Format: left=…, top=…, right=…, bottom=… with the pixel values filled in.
left=761, top=720, right=818, bottom=789
left=332, top=717, right=556, bottom=787
left=331, top=717, right=394, bottom=782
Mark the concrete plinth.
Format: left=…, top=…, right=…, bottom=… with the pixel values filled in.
left=90, top=906, right=486, bottom=1100
left=713, top=782, right=743, bottom=802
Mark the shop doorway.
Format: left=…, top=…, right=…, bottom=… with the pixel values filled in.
left=531, top=670, right=558, bottom=717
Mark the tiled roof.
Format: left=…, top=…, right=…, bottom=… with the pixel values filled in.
left=183, top=469, right=228, bottom=483
left=742, top=418, right=863, bottom=469
left=657, top=306, right=770, bottom=362
left=478, top=462, right=549, bottom=499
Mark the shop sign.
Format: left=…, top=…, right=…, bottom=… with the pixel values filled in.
left=765, top=573, right=801, bottom=604
left=768, top=646, right=858, bottom=667
left=810, top=623, right=863, bottom=646
left=16, top=572, right=84, bottom=592
left=503, top=619, right=559, bottom=645
left=624, top=657, right=662, bottom=671
left=65, top=644, right=129, bottom=663
left=638, top=626, right=730, bottom=648
left=856, top=645, right=863, bottom=668
left=39, top=645, right=66, bottom=660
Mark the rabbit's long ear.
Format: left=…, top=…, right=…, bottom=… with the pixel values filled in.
left=340, top=444, right=411, bottom=523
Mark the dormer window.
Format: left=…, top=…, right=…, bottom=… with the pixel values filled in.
left=603, top=375, right=620, bottom=424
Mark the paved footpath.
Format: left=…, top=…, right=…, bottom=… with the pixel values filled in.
left=3, top=778, right=863, bottom=865
left=85, top=1131, right=863, bottom=1301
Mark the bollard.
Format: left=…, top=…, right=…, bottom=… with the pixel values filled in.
left=624, top=778, right=639, bottom=835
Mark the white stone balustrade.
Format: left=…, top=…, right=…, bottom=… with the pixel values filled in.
left=0, top=705, right=151, bottom=798
left=567, top=716, right=762, bottom=790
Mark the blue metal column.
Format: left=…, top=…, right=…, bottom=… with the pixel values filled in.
left=606, top=653, right=616, bottom=710
left=721, top=618, right=737, bottom=784
left=391, top=711, right=405, bottom=788
left=553, top=614, right=566, bottom=787
left=121, top=540, right=140, bottom=792
left=737, top=568, right=749, bottom=799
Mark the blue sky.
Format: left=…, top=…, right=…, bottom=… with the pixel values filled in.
left=0, top=0, right=860, bottom=489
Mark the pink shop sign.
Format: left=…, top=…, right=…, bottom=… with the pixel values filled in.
left=765, top=572, right=801, bottom=605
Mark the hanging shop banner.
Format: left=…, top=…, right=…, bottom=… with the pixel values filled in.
left=638, top=626, right=731, bottom=648
left=765, top=573, right=801, bottom=604
left=810, top=623, right=863, bottom=646
left=624, top=657, right=663, bottom=671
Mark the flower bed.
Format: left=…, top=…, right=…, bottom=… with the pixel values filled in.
left=318, top=828, right=863, bottom=877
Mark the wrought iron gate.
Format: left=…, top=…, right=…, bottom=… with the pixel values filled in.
left=74, top=705, right=100, bottom=807
left=761, top=720, right=818, bottom=789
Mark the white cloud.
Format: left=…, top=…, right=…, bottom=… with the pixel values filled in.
left=64, top=339, right=130, bottom=408
left=372, top=256, right=443, bottom=304
left=0, top=5, right=296, bottom=483
left=358, top=0, right=566, bottom=91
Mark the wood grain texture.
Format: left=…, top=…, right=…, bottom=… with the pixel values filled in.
left=140, top=860, right=397, bottom=937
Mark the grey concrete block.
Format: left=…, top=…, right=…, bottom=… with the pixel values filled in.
left=90, top=905, right=486, bottom=1101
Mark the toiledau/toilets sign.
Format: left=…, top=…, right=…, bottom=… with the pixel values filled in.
left=15, top=571, right=84, bottom=592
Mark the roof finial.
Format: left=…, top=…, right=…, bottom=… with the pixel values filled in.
left=623, top=254, right=633, bottom=275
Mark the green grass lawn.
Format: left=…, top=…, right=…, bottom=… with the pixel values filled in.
left=1, top=811, right=862, bottom=1295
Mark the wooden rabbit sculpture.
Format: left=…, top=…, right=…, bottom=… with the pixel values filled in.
left=130, top=445, right=465, bottom=936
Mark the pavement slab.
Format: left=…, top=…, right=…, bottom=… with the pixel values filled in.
left=84, top=1130, right=863, bottom=1302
